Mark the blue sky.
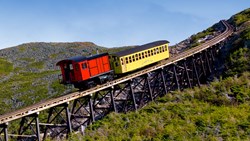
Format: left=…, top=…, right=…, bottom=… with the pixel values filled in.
left=0, top=0, right=249, bottom=49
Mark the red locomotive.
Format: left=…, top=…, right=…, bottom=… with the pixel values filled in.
left=56, top=53, right=113, bottom=89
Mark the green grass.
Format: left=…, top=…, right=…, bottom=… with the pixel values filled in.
left=0, top=58, right=13, bottom=77
left=28, top=61, right=45, bottom=69
left=49, top=53, right=61, bottom=59
left=233, top=8, right=250, bottom=26
left=20, top=57, right=35, bottom=62
left=81, top=73, right=250, bottom=141
left=18, top=45, right=27, bottom=52
left=0, top=71, right=66, bottom=114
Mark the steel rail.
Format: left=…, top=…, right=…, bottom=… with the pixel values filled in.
left=0, top=20, right=233, bottom=124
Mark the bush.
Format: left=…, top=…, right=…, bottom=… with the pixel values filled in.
left=226, top=48, right=250, bottom=76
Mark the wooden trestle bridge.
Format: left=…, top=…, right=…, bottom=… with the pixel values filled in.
left=0, top=20, right=233, bottom=141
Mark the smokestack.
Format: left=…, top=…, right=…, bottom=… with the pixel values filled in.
left=96, top=48, right=99, bottom=54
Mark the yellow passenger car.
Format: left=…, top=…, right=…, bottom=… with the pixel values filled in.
left=110, top=40, right=170, bottom=74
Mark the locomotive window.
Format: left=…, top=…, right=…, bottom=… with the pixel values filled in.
left=132, top=55, right=135, bottom=61
left=75, top=64, right=79, bottom=71
left=82, top=63, right=87, bottom=69
left=70, top=64, right=73, bottom=70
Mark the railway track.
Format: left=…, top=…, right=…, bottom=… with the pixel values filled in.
left=0, top=20, right=233, bottom=126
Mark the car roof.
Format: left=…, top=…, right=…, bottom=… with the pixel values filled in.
left=112, top=40, right=169, bottom=57
left=56, top=53, right=109, bottom=65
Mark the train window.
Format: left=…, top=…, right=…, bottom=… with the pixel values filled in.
left=135, top=54, right=138, bottom=60
left=145, top=51, right=148, bottom=57
left=139, top=53, right=141, bottom=59
left=148, top=50, right=151, bottom=57
left=82, top=63, right=87, bottom=69
left=125, top=57, right=129, bottom=64
left=160, top=46, right=162, bottom=53
left=142, top=52, right=144, bottom=59
left=151, top=50, right=153, bottom=56
left=132, top=55, right=135, bottom=62
left=162, top=46, right=165, bottom=52
left=129, top=56, right=132, bottom=63
left=153, top=48, right=156, bottom=55
left=115, top=62, right=119, bottom=67
left=165, top=45, right=168, bottom=51
left=121, top=58, right=124, bottom=65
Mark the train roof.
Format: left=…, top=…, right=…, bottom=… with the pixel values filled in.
left=112, top=40, right=169, bottom=57
left=56, top=53, right=109, bottom=65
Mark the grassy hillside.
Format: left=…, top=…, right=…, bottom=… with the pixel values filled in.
left=225, top=8, right=250, bottom=77
left=67, top=8, right=250, bottom=141
left=83, top=73, right=250, bottom=140
left=0, top=42, right=133, bottom=114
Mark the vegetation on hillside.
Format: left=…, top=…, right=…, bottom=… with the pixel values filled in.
left=232, top=8, right=250, bottom=26
left=0, top=41, right=134, bottom=115
left=225, top=8, right=250, bottom=77
left=66, top=8, right=250, bottom=141
left=81, top=73, right=250, bottom=140
left=0, top=58, right=13, bottom=77
left=0, top=71, right=65, bottom=114
left=225, top=48, right=250, bottom=76
left=189, top=27, right=215, bottom=48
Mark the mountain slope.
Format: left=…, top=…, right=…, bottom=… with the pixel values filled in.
left=0, top=42, right=132, bottom=114
left=78, top=8, right=250, bottom=141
